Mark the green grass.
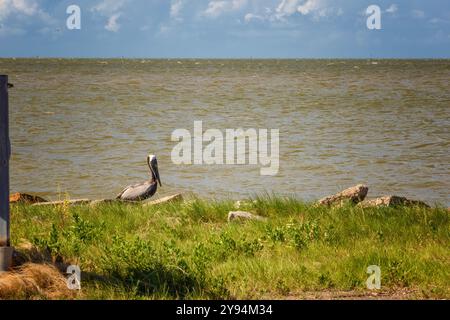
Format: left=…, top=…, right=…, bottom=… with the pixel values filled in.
left=9, top=195, right=450, bottom=299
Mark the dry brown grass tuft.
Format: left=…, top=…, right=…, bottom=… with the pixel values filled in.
left=0, top=263, right=76, bottom=300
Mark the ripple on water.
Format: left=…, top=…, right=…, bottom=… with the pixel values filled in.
left=4, top=59, right=450, bottom=206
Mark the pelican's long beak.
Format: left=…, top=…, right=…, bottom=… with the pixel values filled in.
left=154, top=164, right=162, bottom=187
left=148, top=155, right=162, bottom=187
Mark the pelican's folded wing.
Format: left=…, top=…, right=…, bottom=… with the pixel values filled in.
left=116, top=181, right=154, bottom=201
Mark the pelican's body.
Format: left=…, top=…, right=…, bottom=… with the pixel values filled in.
left=116, top=154, right=162, bottom=201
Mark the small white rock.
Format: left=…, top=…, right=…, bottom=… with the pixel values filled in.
left=228, top=211, right=267, bottom=222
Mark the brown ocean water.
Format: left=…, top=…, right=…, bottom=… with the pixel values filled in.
left=1, top=59, right=449, bottom=205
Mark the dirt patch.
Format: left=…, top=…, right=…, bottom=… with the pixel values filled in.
left=265, top=288, right=423, bottom=300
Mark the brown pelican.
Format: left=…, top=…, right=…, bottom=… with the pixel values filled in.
left=116, top=154, right=162, bottom=201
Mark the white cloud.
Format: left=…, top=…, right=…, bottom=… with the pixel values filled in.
left=243, top=6, right=275, bottom=24
left=297, top=0, right=323, bottom=15
left=105, top=13, right=121, bottom=32
left=0, top=0, right=55, bottom=37
left=232, top=0, right=247, bottom=10
left=412, top=9, right=425, bottom=19
left=276, top=0, right=301, bottom=17
left=204, top=1, right=229, bottom=17
left=92, top=0, right=128, bottom=15
left=243, top=0, right=340, bottom=24
left=386, top=4, right=398, bottom=14
left=274, top=0, right=338, bottom=20
left=0, top=0, right=39, bottom=21
left=92, top=0, right=128, bottom=32
left=170, top=0, right=185, bottom=20
left=244, top=13, right=264, bottom=23
left=203, top=0, right=247, bottom=18
left=429, top=17, right=449, bottom=24
left=12, top=0, right=38, bottom=15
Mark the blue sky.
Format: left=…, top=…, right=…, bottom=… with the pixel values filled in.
left=0, top=0, right=449, bottom=58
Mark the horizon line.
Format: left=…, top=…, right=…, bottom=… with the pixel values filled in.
left=1, top=56, right=450, bottom=60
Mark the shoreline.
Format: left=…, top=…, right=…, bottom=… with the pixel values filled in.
left=9, top=183, right=448, bottom=209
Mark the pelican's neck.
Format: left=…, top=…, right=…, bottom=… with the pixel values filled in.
left=150, top=170, right=157, bottom=184
left=148, top=161, right=156, bottom=184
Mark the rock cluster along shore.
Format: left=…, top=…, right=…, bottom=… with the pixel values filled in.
left=9, top=193, right=184, bottom=207
left=315, top=184, right=430, bottom=208
left=9, top=185, right=434, bottom=214
left=227, top=185, right=434, bottom=223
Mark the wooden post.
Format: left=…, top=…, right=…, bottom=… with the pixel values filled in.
left=0, top=75, right=12, bottom=271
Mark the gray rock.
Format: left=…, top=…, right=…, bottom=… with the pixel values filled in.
left=10, top=193, right=47, bottom=204
left=228, top=211, right=267, bottom=222
left=358, top=196, right=430, bottom=208
left=317, top=184, right=368, bottom=206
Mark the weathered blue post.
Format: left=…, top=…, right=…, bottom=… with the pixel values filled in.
left=0, top=75, right=13, bottom=272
